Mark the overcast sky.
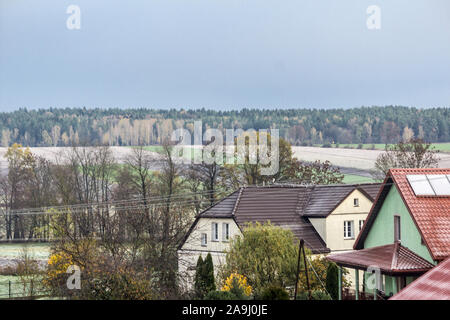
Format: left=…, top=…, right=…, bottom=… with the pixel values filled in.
left=1, top=0, right=449, bottom=111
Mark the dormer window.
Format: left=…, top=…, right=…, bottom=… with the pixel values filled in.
left=354, top=198, right=359, bottom=207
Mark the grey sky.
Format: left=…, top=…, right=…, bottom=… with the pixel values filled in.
left=1, top=0, right=449, bottom=110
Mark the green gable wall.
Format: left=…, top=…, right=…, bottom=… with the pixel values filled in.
left=363, top=185, right=435, bottom=264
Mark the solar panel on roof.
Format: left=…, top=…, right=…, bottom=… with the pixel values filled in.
left=406, top=175, right=435, bottom=196
left=427, top=175, right=450, bottom=196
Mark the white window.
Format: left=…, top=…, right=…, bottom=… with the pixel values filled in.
left=201, top=233, right=207, bottom=247
left=344, top=221, right=354, bottom=239
left=211, top=222, right=219, bottom=241
left=222, top=223, right=230, bottom=241
left=354, top=198, right=359, bottom=207
left=359, top=220, right=365, bottom=231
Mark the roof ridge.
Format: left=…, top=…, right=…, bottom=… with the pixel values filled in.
left=231, top=187, right=244, bottom=215
left=297, top=185, right=315, bottom=216
left=391, top=242, right=400, bottom=270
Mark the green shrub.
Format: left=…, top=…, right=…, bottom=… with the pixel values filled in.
left=204, top=290, right=237, bottom=300
left=311, top=290, right=332, bottom=300
left=295, top=291, right=310, bottom=300
left=258, top=286, right=290, bottom=300
left=295, top=290, right=331, bottom=300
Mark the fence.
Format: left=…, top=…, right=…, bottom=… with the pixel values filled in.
left=0, top=279, right=49, bottom=300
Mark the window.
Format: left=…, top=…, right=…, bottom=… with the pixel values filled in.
left=354, top=198, right=359, bottom=207
left=359, top=220, right=365, bottom=231
left=394, top=215, right=401, bottom=242
left=211, top=222, right=219, bottom=241
left=201, top=233, right=207, bottom=247
left=344, top=221, right=354, bottom=239
left=222, top=223, right=230, bottom=241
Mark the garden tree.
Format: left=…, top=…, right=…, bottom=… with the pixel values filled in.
left=185, top=166, right=205, bottom=215
left=221, top=222, right=299, bottom=295
left=53, top=145, right=116, bottom=237
left=2, top=144, right=36, bottom=239
left=141, top=142, right=195, bottom=298
left=187, top=140, right=229, bottom=209
left=203, top=253, right=216, bottom=294
left=325, top=262, right=339, bottom=300
left=194, top=255, right=205, bottom=298
left=44, top=238, right=158, bottom=300
left=373, top=138, right=440, bottom=180
left=287, top=160, right=344, bottom=185
left=122, top=146, right=154, bottom=205
left=194, top=253, right=216, bottom=298
left=220, top=133, right=297, bottom=189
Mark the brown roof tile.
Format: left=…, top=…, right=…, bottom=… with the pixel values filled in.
left=390, top=256, right=450, bottom=300
left=192, top=183, right=381, bottom=254
left=327, top=243, right=434, bottom=274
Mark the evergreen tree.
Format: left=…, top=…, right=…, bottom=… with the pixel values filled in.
left=194, top=255, right=204, bottom=298
left=194, top=253, right=216, bottom=298
left=325, top=262, right=339, bottom=300
left=203, top=253, right=216, bottom=294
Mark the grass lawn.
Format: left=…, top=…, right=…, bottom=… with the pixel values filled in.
left=342, top=174, right=376, bottom=184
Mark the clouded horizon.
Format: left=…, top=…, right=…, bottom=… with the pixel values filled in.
left=1, top=0, right=449, bottom=111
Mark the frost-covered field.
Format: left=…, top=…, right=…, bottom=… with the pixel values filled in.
left=1, top=145, right=449, bottom=177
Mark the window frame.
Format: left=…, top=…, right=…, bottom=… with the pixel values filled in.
left=222, top=222, right=230, bottom=241
left=344, top=220, right=355, bottom=239
left=353, top=198, right=359, bottom=207
left=201, top=233, right=207, bottom=247
left=211, top=222, right=219, bottom=242
left=359, top=219, right=365, bottom=232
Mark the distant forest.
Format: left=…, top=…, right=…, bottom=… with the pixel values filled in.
left=0, top=106, right=448, bottom=147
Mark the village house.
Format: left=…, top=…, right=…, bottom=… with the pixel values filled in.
left=177, top=182, right=382, bottom=289
left=328, top=168, right=450, bottom=300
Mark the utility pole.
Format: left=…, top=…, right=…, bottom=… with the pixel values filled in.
left=294, top=239, right=311, bottom=300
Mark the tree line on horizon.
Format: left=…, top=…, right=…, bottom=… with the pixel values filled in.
left=0, top=106, right=448, bottom=147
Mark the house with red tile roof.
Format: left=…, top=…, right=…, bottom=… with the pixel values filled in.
left=327, top=168, right=450, bottom=300
left=389, top=256, right=450, bottom=300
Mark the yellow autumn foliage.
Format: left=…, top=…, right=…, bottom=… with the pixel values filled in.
left=221, top=273, right=252, bottom=296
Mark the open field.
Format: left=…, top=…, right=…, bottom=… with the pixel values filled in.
left=291, top=146, right=450, bottom=171
left=0, top=243, right=51, bottom=260
left=315, top=142, right=450, bottom=153
left=1, top=145, right=449, bottom=183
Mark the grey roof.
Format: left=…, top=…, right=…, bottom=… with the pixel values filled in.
left=302, top=183, right=381, bottom=218
left=200, top=190, right=240, bottom=218
left=192, top=183, right=382, bottom=254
